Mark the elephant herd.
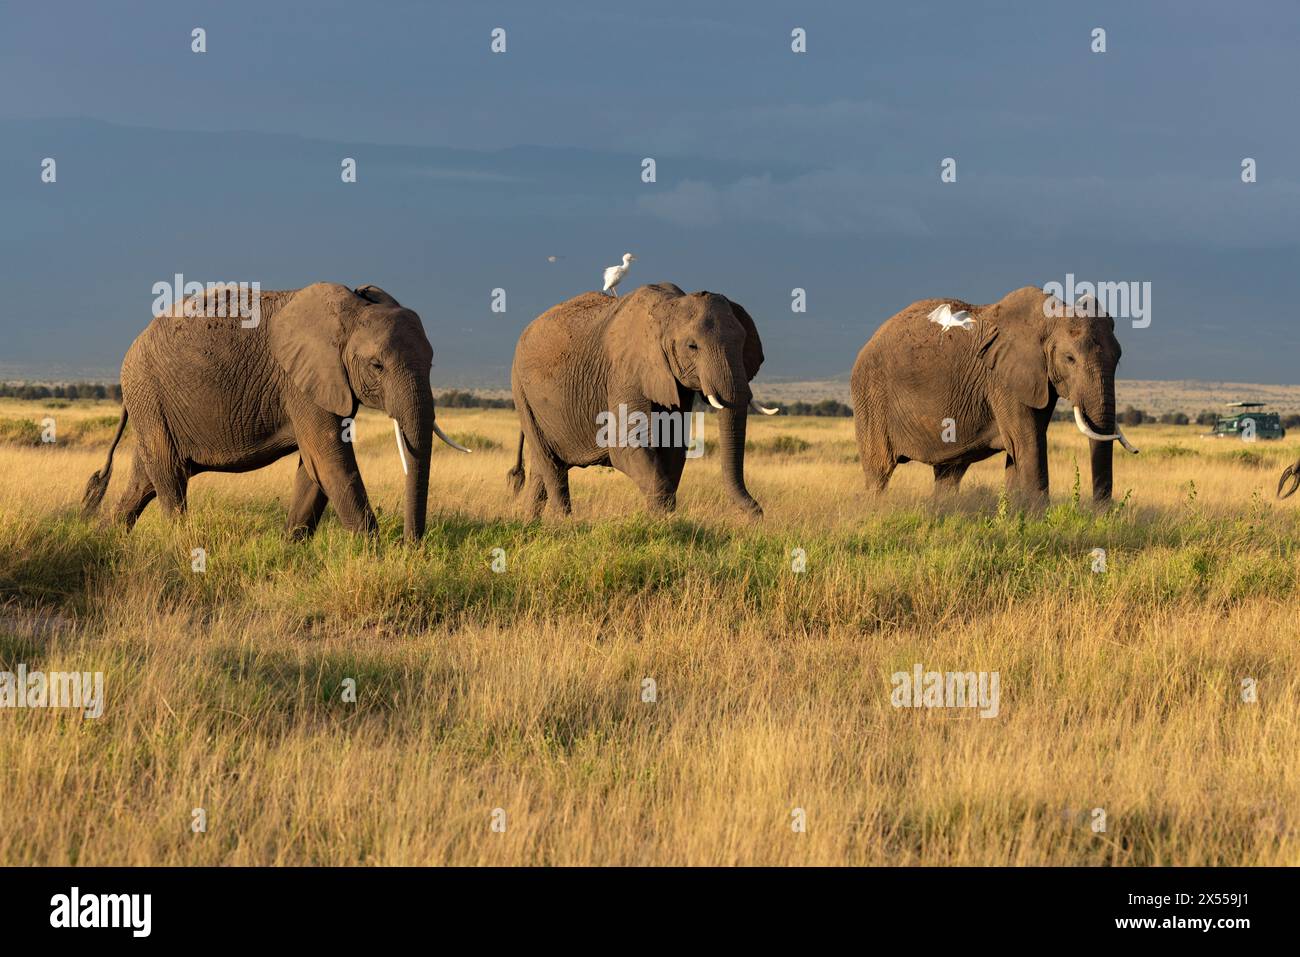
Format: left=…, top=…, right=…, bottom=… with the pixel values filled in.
left=80, top=280, right=1292, bottom=539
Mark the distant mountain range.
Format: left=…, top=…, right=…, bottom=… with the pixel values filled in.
left=6, top=361, right=1299, bottom=420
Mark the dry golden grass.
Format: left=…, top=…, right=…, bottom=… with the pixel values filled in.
left=1, top=397, right=1298, bottom=865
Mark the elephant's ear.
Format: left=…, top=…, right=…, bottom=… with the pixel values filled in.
left=976, top=321, right=1049, bottom=410
left=726, top=298, right=765, bottom=381
left=268, top=288, right=354, bottom=417
left=639, top=298, right=686, bottom=409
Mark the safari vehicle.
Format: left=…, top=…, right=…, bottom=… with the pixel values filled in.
left=1206, top=402, right=1286, bottom=440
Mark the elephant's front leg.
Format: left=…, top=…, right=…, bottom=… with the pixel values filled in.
left=294, top=413, right=378, bottom=535
left=932, top=461, right=970, bottom=497
left=614, top=445, right=683, bottom=514
left=999, top=407, right=1050, bottom=507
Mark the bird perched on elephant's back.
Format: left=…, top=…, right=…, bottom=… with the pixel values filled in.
left=82, top=282, right=468, bottom=540
left=508, top=283, right=773, bottom=518
left=849, top=285, right=1137, bottom=505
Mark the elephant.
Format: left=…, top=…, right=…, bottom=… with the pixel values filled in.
left=507, top=282, right=775, bottom=518
left=849, top=285, right=1137, bottom=504
left=82, top=282, right=468, bottom=540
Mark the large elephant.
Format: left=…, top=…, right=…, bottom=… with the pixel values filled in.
left=507, top=283, right=773, bottom=517
left=850, top=285, right=1137, bottom=504
left=82, top=282, right=468, bottom=540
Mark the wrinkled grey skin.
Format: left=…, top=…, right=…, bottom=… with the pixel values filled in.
left=83, top=282, right=445, bottom=540
left=508, top=283, right=766, bottom=517
left=850, top=286, right=1124, bottom=505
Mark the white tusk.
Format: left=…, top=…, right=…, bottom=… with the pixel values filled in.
left=392, top=419, right=409, bottom=475
left=433, top=419, right=471, bottom=453
left=1072, top=406, right=1118, bottom=442
left=706, top=394, right=726, bottom=410
left=749, top=400, right=780, bottom=416
left=1073, top=406, right=1137, bottom=452
left=1115, top=428, right=1139, bottom=454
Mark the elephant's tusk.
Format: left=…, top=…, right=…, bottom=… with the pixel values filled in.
left=1072, top=406, right=1117, bottom=441
left=433, top=419, right=471, bottom=453
left=1072, top=407, right=1139, bottom=455
left=392, top=419, right=409, bottom=476
left=706, top=394, right=726, bottom=410
left=749, top=400, right=780, bottom=416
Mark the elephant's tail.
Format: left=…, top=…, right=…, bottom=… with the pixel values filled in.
left=506, top=431, right=526, bottom=495
left=1279, top=460, right=1300, bottom=499
left=82, top=407, right=128, bottom=515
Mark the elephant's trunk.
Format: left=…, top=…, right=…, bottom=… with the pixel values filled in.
left=1076, top=373, right=1126, bottom=503
left=1089, top=436, right=1113, bottom=503
left=717, top=399, right=761, bottom=517
left=701, top=352, right=761, bottom=517
left=392, top=376, right=434, bottom=541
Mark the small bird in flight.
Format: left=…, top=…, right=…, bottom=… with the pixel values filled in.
left=603, top=253, right=636, bottom=296
left=546, top=255, right=563, bottom=263
left=928, top=303, right=975, bottom=332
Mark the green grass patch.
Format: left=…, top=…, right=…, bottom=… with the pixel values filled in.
left=4, top=497, right=1299, bottom=633
left=747, top=435, right=812, bottom=455
left=447, top=431, right=501, bottom=452
left=0, top=418, right=43, bottom=446
left=1148, top=444, right=1199, bottom=459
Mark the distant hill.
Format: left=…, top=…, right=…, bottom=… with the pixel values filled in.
left=8, top=364, right=1300, bottom=421
left=747, top=378, right=1300, bottom=419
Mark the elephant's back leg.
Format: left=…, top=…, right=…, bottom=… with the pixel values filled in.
left=285, top=458, right=329, bottom=539
left=523, top=443, right=569, bottom=516
left=521, top=471, right=547, bottom=518
left=112, top=457, right=156, bottom=530
left=119, top=382, right=189, bottom=518
left=138, top=411, right=189, bottom=516
left=545, top=465, right=572, bottom=516
left=852, top=382, right=894, bottom=493
left=512, top=385, right=562, bottom=517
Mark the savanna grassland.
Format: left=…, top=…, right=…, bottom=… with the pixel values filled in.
left=1, top=396, right=1298, bottom=866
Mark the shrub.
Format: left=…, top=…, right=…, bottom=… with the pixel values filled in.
left=746, top=435, right=811, bottom=455
left=0, top=418, right=43, bottom=446
left=436, top=389, right=513, bottom=410
left=775, top=399, right=853, bottom=417
left=1148, top=444, right=1198, bottom=459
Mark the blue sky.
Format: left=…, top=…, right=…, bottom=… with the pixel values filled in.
left=3, top=1, right=1300, bottom=385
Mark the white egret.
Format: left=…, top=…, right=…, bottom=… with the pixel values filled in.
left=603, top=253, right=636, bottom=296
left=927, top=303, right=975, bottom=332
